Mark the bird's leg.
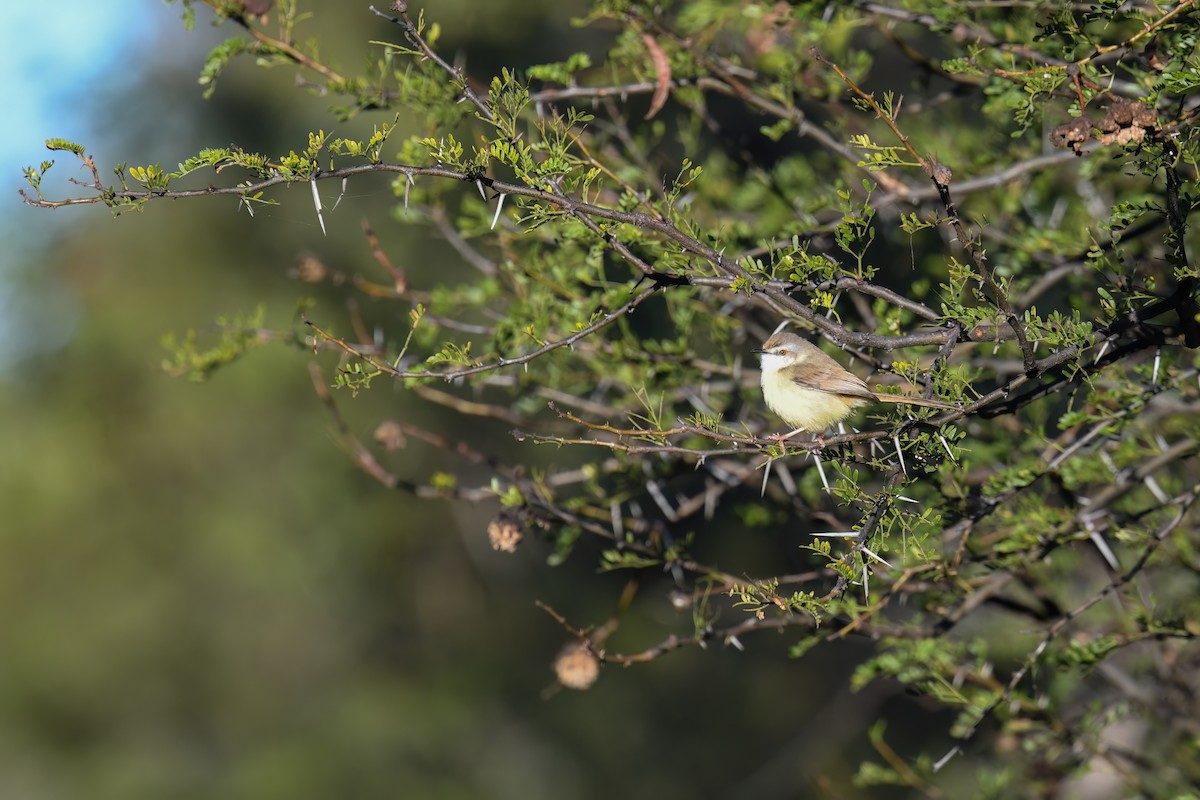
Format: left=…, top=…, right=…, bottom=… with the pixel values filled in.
left=769, top=426, right=807, bottom=443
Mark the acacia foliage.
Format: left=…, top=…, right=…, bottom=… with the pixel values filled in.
left=24, top=0, right=1200, bottom=794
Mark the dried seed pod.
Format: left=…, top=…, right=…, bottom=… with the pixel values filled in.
left=553, top=642, right=599, bottom=690
left=487, top=515, right=524, bottom=553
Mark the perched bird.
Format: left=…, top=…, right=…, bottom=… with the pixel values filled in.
left=755, top=331, right=956, bottom=433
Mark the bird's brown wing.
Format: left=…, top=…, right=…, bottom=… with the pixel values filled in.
left=788, top=360, right=877, bottom=402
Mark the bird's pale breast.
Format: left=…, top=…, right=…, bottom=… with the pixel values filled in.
left=761, top=368, right=866, bottom=430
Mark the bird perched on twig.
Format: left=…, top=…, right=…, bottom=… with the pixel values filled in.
left=755, top=331, right=957, bottom=435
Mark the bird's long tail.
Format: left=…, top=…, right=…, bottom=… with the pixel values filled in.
left=872, top=393, right=960, bottom=411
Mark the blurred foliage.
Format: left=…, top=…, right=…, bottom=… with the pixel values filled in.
left=15, top=0, right=1200, bottom=797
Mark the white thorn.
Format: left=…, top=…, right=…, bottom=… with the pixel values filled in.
left=825, top=292, right=841, bottom=318
left=1152, top=348, right=1161, bottom=385
left=310, top=177, right=326, bottom=236
left=403, top=173, right=413, bottom=211
left=860, top=545, right=893, bottom=568
left=893, top=435, right=907, bottom=475
left=646, top=480, right=678, bottom=522
left=1144, top=475, right=1169, bottom=504
left=933, top=746, right=961, bottom=772
left=331, top=176, right=347, bottom=210
left=1100, top=451, right=1119, bottom=478
left=937, top=433, right=956, bottom=463
left=491, top=192, right=506, bottom=230
left=812, top=450, right=830, bottom=493
left=1081, top=515, right=1120, bottom=571
left=476, top=179, right=486, bottom=200
left=1090, top=531, right=1120, bottom=571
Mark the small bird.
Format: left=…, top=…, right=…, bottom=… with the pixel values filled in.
left=755, top=331, right=956, bottom=434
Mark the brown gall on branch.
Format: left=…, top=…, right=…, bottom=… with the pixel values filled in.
left=1050, top=96, right=1159, bottom=155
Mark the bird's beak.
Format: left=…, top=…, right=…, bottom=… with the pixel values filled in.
left=751, top=347, right=765, bottom=354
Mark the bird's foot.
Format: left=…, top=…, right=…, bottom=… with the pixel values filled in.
left=768, top=427, right=807, bottom=444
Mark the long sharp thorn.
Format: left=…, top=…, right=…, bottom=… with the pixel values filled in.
left=491, top=192, right=506, bottom=230
left=310, top=178, right=327, bottom=236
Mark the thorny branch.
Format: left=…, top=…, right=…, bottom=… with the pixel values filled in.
left=24, top=3, right=1200, bottom=788
left=812, top=48, right=1039, bottom=376
left=941, top=489, right=1200, bottom=764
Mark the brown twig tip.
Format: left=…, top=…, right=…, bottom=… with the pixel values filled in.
left=390, top=0, right=407, bottom=12
left=930, top=161, right=953, bottom=187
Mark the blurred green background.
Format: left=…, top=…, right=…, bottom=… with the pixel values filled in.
left=1, top=3, right=949, bottom=798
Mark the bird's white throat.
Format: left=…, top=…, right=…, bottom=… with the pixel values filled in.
left=757, top=351, right=795, bottom=378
